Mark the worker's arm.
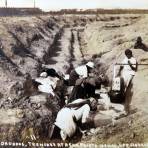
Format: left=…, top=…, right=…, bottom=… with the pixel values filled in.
left=35, top=78, right=44, bottom=85
left=81, top=66, right=88, bottom=78
left=116, top=59, right=125, bottom=76
left=65, top=100, right=90, bottom=108
left=128, top=60, right=137, bottom=71
left=117, top=66, right=123, bottom=76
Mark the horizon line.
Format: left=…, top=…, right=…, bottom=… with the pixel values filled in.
left=1, top=7, right=148, bottom=11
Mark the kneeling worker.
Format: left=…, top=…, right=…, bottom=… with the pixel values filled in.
left=68, top=61, right=95, bottom=102
left=53, top=97, right=98, bottom=141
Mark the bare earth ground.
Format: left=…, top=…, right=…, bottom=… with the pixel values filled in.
left=0, top=14, right=148, bottom=146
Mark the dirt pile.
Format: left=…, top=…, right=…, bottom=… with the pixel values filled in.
left=0, top=16, right=63, bottom=141
left=0, top=15, right=96, bottom=141
left=0, top=16, right=62, bottom=97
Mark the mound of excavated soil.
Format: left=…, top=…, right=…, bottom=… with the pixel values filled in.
left=0, top=15, right=96, bottom=141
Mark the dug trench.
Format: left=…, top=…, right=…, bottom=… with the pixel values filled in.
left=0, top=15, right=89, bottom=143
left=0, top=14, right=148, bottom=145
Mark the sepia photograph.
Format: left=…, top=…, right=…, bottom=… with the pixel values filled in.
left=0, top=0, right=148, bottom=147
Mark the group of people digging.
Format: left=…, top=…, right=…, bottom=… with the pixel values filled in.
left=33, top=48, right=137, bottom=141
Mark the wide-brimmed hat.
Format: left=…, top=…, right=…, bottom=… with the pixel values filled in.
left=64, top=74, right=70, bottom=80
left=40, top=72, right=47, bottom=78
left=86, top=61, right=94, bottom=68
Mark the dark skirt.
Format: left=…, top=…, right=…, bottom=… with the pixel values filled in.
left=69, top=70, right=79, bottom=86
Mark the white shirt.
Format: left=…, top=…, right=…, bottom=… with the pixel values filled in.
left=55, top=99, right=90, bottom=137
left=75, top=65, right=88, bottom=78
left=122, top=57, right=137, bottom=76
left=55, top=108, right=77, bottom=137
left=35, top=76, right=59, bottom=96
left=70, top=99, right=90, bottom=123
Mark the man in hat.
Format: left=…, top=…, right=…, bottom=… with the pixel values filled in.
left=68, top=61, right=95, bottom=102
left=68, top=61, right=95, bottom=86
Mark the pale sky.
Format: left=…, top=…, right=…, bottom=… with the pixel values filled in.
left=0, top=0, right=148, bottom=11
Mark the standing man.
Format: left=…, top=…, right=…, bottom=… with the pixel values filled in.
left=118, top=49, right=137, bottom=113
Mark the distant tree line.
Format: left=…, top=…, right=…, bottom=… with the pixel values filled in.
left=47, top=9, right=148, bottom=15
left=0, top=7, right=44, bottom=16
